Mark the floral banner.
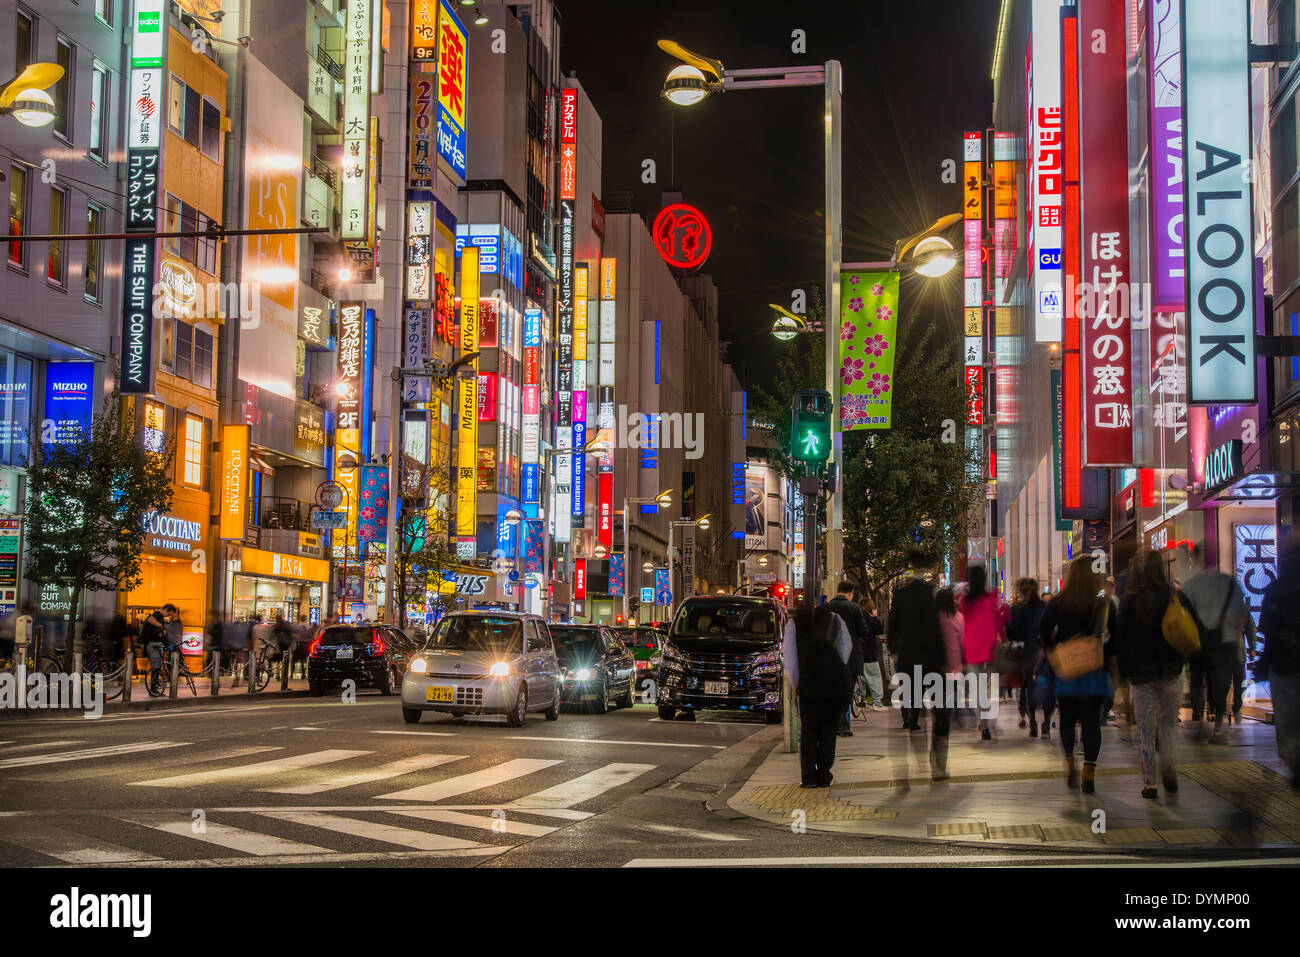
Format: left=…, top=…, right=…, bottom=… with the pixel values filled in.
left=523, top=520, right=544, bottom=574
left=357, top=465, right=390, bottom=550
left=839, top=269, right=899, bottom=430
left=608, top=552, right=625, bottom=596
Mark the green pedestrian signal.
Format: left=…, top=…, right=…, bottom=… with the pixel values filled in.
left=791, top=389, right=831, bottom=464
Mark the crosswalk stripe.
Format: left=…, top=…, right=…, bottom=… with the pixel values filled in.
left=254, top=810, right=483, bottom=850
left=12, top=746, right=284, bottom=783
left=259, top=754, right=466, bottom=795
left=122, top=816, right=328, bottom=856
left=503, top=736, right=724, bottom=749
left=644, top=823, right=748, bottom=843
left=376, top=758, right=561, bottom=802
left=512, top=763, right=656, bottom=809
left=129, top=749, right=370, bottom=787
left=0, top=740, right=82, bottom=754
left=0, top=824, right=163, bottom=864
left=0, top=741, right=186, bottom=770
left=388, top=807, right=557, bottom=837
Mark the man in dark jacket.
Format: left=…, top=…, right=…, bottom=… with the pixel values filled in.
left=828, top=581, right=868, bottom=735
left=1257, top=542, right=1300, bottom=788
left=886, top=551, right=951, bottom=781
left=782, top=604, right=854, bottom=788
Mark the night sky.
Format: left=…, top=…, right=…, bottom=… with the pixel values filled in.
left=559, top=0, right=1000, bottom=390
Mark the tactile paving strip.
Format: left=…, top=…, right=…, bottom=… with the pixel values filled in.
left=1179, top=761, right=1300, bottom=843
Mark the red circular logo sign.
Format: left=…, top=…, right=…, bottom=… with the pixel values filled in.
left=652, top=203, right=712, bottom=271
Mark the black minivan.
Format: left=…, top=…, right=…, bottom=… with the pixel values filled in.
left=656, top=596, right=785, bottom=722
left=307, top=623, right=416, bottom=696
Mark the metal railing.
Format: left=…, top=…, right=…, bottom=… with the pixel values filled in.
left=316, top=45, right=343, bottom=82
left=256, top=497, right=314, bottom=532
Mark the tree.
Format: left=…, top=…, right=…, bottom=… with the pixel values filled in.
left=23, top=394, right=175, bottom=654
left=392, top=442, right=457, bottom=630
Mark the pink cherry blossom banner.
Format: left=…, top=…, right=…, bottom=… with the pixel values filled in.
left=839, top=269, right=899, bottom=430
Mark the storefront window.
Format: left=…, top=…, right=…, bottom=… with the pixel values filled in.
left=183, top=415, right=204, bottom=486
left=0, top=350, right=33, bottom=468
left=232, top=574, right=308, bottom=624
left=143, top=401, right=166, bottom=454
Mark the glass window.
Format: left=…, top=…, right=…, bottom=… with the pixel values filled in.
left=201, top=98, right=222, bottom=162
left=163, top=194, right=181, bottom=253
left=193, top=326, right=213, bottom=389
left=143, top=401, right=166, bottom=454
left=7, top=164, right=26, bottom=268
left=196, top=213, right=217, bottom=275
left=174, top=322, right=193, bottom=380
left=1276, top=183, right=1299, bottom=298
left=168, top=75, right=184, bottom=135
left=85, top=203, right=101, bottom=302
left=183, top=415, right=204, bottom=485
left=0, top=350, right=34, bottom=469
left=427, top=616, right=523, bottom=653
left=158, top=316, right=175, bottom=373
left=95, top=0, right=113, bottom=26
left=47, top=187, right=66, bottom=285
left=180, top=202, right=197, bottom=264
left=15, top=12, right=32, bottom=75
left=53, top=39, right=72, bottom=139
left=184, top=85, right=201, bottom=148
left=89, top=63, right=108, bottom=161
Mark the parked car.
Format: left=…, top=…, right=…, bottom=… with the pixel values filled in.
left=656, top=596, right=785, bottom=723
left=611, top=625, right=666, bottom=691
left=400, top=612, right=561, bottom=726
left=551, top=624, right=636, bottom=712
left=307, top=623, right=417, bottom=697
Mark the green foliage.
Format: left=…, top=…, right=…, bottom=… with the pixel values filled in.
left=23, top=394, right=175, bottom=629
left=393, top=447, right=457, bottom=628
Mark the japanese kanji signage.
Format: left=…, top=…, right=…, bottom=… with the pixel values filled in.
left=411, top=0, right=438, bottom=60
left=560, top=87, right=577, bottom=202
left=965, top=366, right=984, bottom=426
left=1182, top=0, right=1257, bottom=404
left=1078, top=0, right=1134, bottom=466
left=1149, top=0, right=1185, bottom=309
left=456, top=248, right=480, bottom=558
left=342, top=0, right=373, bottom=241
left=1028, top=0, right=1063, bottom=342
left=336, top=302, right=365, bottom=433
left=408, top=71, right=435, bottom=189
left=651, top=204, right=712, bottom=271
left=436, top=0, right=468, bottom=183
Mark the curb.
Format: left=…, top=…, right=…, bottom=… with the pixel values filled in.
left=0, top=688, right=311, bottom=718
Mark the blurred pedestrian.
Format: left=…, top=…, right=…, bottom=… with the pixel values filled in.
left=1117, top=549, right=1198, bottom=799
left=958, top=565, right=1009, bottom=739
left=1008, top=578, right=1048, bottom=736
left=782, top=601, right=854, bottom=788
left=1183, top=544, right=1250, bottom=743
left=1256, top=541, right=1300, bottom=789
left=292, top=615, right=314, bottom=677
left=828, top=580, right=869, bottom=736
left=936, top=587, right=964, bottom=676
left=140, top=604, right=178, bottom=679
left=887, top=550, right=951, bottom=781
left=1039, top=557, right=1115, bottom=793
left=860, top=595, right=886, bottom=708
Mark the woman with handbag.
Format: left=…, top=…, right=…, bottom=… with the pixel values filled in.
left=1008, top=578, right=1049, bottom=736
left=1038, top=556, right=1116, bottom=793
left=1116, top=549, right=1198, bottom=799
left=960, top=565, right=1010, bottom=740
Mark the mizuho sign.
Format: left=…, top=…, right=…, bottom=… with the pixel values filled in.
left=1181, top=0, right=1257, bottom=404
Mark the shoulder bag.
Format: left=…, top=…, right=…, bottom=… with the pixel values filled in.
left=1047, top=600, right=1107, bottom=680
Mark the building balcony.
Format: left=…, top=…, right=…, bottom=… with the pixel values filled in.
left=303, top=165, right=339, bottom=235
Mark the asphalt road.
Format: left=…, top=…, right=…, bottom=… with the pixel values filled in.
left=1, top=696, right=1287, bottom=868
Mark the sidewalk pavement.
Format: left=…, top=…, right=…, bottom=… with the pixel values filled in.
left=104, top=674, right=311, bottom=712
left=729, top=699, right=1300, bottom=852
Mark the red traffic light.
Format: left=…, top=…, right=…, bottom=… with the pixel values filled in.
left=615, top=615, right=624, bottom=624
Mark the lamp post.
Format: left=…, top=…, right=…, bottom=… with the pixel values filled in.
left=539, top=437, right=608, bottom=621
left=623, top=488, right=673, bottom=624
left=0, top=62, right=63, bottom=128
left=736, top=552, right=769, bottom=595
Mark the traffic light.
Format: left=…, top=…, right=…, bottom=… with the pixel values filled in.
left=791, top=389, right=831, bottom=464
left=769, top=582, right=788, bottom=604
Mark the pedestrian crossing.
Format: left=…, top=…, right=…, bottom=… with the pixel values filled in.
left=0, top=737, right=666, bottom=866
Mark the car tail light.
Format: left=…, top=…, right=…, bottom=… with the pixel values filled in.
left=370, top=631, right=385, bottom=656
left=308, top=637, right=322, bottom=658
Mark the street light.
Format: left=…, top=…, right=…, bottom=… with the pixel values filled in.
left=502, top=507, right=525, bottom=612
left=665, top=512, right=710, bottom=618
left=623, top=488, right=673, bottom=624
left=0, top=63, right=64, bottom=128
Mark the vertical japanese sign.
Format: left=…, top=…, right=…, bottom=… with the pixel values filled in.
left=554, top=87, right=577, bottom=544
left=120, top=0, right=166, bottom=395
left=220, top=425, right=249, bottom=540
left=680, top=524, right=696, bottom=600
left=456, top=248, right=480, bottom=558
left=1050, top=367, right=1070, bottom=530
left=1078, top=0, right=1134, bottom=466
left=411, top=0, right=438, bottom=61
left=1149, top=0, right=1185, bottom=309
left=598, top=472, right=614, bottom=554
left=1182, top=0, right=1256, bottom=404
left=342, top=0, right=373, bottom=242
left=1028, top=0, right=1064, bottom=342
left=560, top=88, right=577, bottom=202
left=337, top=302, right=365, bottom=433
left=408, top=71, right=436, bottom=190
left=572, top=264, right=588, bottom=525
left=598, top=258, right=616, bottom=473
left=574, top=559, right=587, bottom=601
left=963, top=131, right=984, bottom=427
left=965, top=367, right=984, bottom=426
left=436, top=0, right=468, bottom=183
left=838, top=270, right=899, bottom=429
left=522, top=308, right=541, bottom=504
left=1060, top=6, right=1084, bottom=509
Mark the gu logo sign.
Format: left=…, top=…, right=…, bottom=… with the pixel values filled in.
left=652, top=204, right=712, bottom=271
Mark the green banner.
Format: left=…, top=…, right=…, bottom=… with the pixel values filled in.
left=839, top=270, right=899, bottom=430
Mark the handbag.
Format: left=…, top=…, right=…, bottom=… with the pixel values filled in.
left=1162, top=592, right=1201, bottom=657
left=1047, top=601, right=1108, bottom=680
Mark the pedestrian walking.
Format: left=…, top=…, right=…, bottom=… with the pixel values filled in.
left=860, top=596, right=886, bottom=707
left=1256, top=541, right=1300, bottom=789
left=1008, top=578, right=1048, bottom=736
left=958, top=565, right=1009, bottom=739
left=936, top=587, right=964, bottom=676
left=292, top=615, right=314, bottom=678
left=141, top=604, right=178, bottom=679
left=828, top=581, right=869, bottom=736
left=1182, top=544, right=1251, bottom=743
left=886, top=550, right=952, bottom=781
left=782, top=602, right=854, bottom=789
left=1039, top=557, right=1116, bottom=793
left=1116, top=548, right=1198, bottom=799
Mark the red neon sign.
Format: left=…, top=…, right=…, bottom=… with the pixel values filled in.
left=651, top=203, right=712, bottom=271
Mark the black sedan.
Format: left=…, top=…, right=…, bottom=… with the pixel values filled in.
left=307, top=623, right=417, bottom=697
left=551, top=624, right=636, bottom=713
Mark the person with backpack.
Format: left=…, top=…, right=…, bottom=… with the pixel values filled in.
left=1256, top=541, right=1300, bottom=789
left=1008, top=577, right=1049, bottom=737
left=782, top=600, right=854, bottom=788
left=1116, top=549, right=1199, bottom=799
left=1182, top=544, right=1251, bottom=743
left=140, top=604, right=178, bottom=681
left=828, top=581, right=869, bottom=736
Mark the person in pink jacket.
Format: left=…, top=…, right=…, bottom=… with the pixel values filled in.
left=936, top=588, right=965, bottom=676
left=958, top=566, right=1010, bottom=738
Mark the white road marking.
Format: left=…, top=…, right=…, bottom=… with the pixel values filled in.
left=254, top=810, right=483, bottom=851
left=503, top=736, right=724, bottom=749
left=512, top=763, right=656, bottom=808
left=123, top=816, right=328, bottom=856
left=387, top=807, right=557, bottom=837
left=203, top=803, right=592, bottom=820
left=46, top=846, right=509, bottom=868
left=376, top=758, right=561, bottom=802
left=623, top=854, right=1148, bottom=868
left=129, top=749, right=370, bottom=787
left=0, top=741, right=186, bottom=770
left=369, top=730, right=458, bottom=736
left=260, top=754, right=466, bottom=795
left=0, top=740, right=83, bottom=754
left=643, top=823, right=748, bottom=843
left=0, top=824, right=162, bottom=864
left=12, top=746, right=284, bottom=783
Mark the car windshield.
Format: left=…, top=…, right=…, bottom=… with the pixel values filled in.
left=615, top=628, right=661, bottom=650
left=550, top=627, right=603, bottom=661
left=671, top=603, right=778, bottom=643
left=426, top=616, right=522, bottom=653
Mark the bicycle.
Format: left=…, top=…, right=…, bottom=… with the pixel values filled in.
left=39, top=646, right=127, bottom=701
left=146, top=647, right=206, bottom=697
left=250, top=639, right=288, bottom=692
left=850, top=674, right=869, bottom=721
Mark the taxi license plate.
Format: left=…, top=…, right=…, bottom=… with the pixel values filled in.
left=426, top=686, right=453, bottom=703
left=335, top=647, right=353, bottom=659
left=705, top=681, right=729, bottom=696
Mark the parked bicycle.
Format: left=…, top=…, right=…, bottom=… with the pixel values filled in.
left=146, top=648, right=207, bottom=698
left=850, top=674, right=870, bottom=721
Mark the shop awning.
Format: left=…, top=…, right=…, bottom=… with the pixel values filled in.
left=1203, top=470, right=1300, bottom=504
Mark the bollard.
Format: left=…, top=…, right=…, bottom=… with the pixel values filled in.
left=122, top=642, right=133, bottom=702
left=210, top=649, right=220, bottom=696
left=782, top=675, right=799, bottom=754
left=247, top=647, right=256, bottom=693
left=280, top=647, right=291, bottom=691
left=168, top=650, right=180, bottom=699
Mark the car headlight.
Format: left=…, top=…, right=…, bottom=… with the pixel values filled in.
left=575, top=668, right=592, bottom=681
left=409, top=658, right=428, bottom=674
left=489, top=662, right=511, bottom=677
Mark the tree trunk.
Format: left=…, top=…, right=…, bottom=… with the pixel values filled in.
left=65, top=580, right=84, bottom=672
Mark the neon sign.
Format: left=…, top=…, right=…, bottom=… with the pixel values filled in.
left=651, top=203, right=712, bottom=271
